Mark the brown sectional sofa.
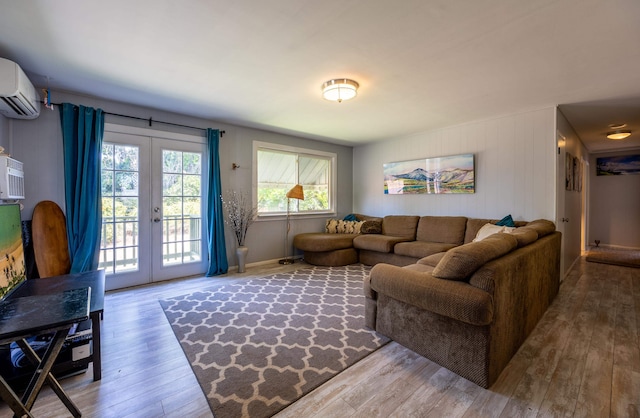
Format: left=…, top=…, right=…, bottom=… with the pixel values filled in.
left=365, top=218, right=560, bottom=388
left=294, top=214, right=532, bottom=267
left=294, top=214, right=561, bottom=388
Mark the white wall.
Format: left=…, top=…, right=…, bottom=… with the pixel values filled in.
left=7, top=90, right=354, bottom=266
left=588, top=149, right=640, bottom=248
left=353, top=107, right=557, bottom=222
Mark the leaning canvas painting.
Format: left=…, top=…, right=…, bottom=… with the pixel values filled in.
left=384, top=154, right=475, bottom=194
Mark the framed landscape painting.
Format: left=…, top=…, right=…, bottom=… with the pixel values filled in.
left=596, top=154, right=640, bottom=176
left=384, top=154, right=475, bottom=194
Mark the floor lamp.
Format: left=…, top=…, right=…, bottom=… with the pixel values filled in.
left=279, top=184, right=304, bottom=265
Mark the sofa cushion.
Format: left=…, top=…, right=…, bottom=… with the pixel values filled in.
left=355, top=214, right=382, bottom=222
left=416, top=216, right=467, bottom=245
left=393, top=241, right=457, bottom=258
left=381, top=215, right=420, bottom=239
left=369, top=263, right=494, bottom=326
left=432, top=233, right=518, bottom=281
left=353, top=234, right=412, bottom=253
left=402, top=263, right=435, bottom=274
left=417, top=252, right=447, bottom=267
left=524, top=219, right=556, bottom=238
left=293, top=233, right=357, bottom=252
left=325, top=219, right=364, bottom=234
left=360, top=219, right=382, bottom=234
left=509, top=228, right=538, bottom=247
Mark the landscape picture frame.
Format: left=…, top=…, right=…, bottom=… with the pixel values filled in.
left=596, top=154, right=640, bottom=176
left=384, top=153, right=475, bottom=194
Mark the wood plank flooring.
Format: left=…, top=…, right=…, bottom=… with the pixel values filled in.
left=1, top=256, right=638, bottom=417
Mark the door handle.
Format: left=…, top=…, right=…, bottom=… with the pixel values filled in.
left=562, top=218, right=569, bottom=223
left=153, top=218, right=161, bottom=223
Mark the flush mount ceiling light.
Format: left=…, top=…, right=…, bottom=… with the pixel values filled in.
left=606, top=130, right=632, bottom=140
left=606, top=123, right=631, bottom=140
left=321, top=78, right=359, bottom=103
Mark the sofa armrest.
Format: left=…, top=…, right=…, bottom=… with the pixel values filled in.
left=369, top=263, right=493, bottom=326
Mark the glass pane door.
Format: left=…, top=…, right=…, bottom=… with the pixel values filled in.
left=100, top=143, right=140, bottom=273
left=152, top=139, right=207, bottom=281
left=99, top=130, right=207, bottom=290
left=99, top=132, right=151, bottom=290
left=161, top=149, right=202, bottom=265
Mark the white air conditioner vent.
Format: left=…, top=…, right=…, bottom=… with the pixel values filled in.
left=0, top=58, right=40, bottom=120
left=0, top=156, right=25, bottom=200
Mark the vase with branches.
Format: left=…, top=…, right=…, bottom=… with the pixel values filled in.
left=222, top=191, right=257, bottom=272
left=222, top=190, right=257, bottom=246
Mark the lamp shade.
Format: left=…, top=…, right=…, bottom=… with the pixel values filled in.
left=321, top=79, right=359, bottom=102
left=286, top=184, right=304, bottom=200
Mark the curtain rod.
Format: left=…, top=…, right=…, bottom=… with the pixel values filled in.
left=46, top=101, right=225, bottom=137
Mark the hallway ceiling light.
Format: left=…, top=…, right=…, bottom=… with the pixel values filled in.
left=606, top=130, right=631, bottom=140
left=321, top=79, right=359, bottom=103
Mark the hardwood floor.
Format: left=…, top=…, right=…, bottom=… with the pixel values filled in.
left=1, top=257, right=638, bottom=417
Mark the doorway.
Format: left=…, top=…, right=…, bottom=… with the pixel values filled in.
left=99, top=125, right=207, bottom=290
left=556, top=129, right=588, bottom=279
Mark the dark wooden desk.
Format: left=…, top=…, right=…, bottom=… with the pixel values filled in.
left=0, top=288, right=90, bottom=418
left=9, top=270, right=106, bottom=381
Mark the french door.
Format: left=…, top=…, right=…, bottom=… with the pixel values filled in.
left=99, top=126, right=207, bottom=290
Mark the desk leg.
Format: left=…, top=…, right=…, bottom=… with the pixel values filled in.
left=91, top=312, right=102, bottom=381
left=17, top=331, right=83, bottom=418
left=0, top=375, right=34, bottom=417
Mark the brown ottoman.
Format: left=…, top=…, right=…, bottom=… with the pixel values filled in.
left=293, top=233, right=359, bottom=266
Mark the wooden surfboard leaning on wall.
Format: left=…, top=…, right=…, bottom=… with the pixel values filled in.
left=32, top=200, right=71, bottom=278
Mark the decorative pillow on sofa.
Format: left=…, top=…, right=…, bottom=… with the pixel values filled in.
left=325, top=219, right=365, bottom=234
left=343, top=213, right=357, bottom=221
left=433, top=233, right=518, bottom=281
left=495, top=214, right=516, bottom=227
left=360, top=220, right=382, bottom=234
left=472, top=223, right=505, bottom=242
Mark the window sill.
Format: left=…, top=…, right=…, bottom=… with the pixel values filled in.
left=256, top=212, right=336, bottom=221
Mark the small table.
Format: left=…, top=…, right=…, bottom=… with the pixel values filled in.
left=0, top=287, right=90, bottom=418
left=9, top=270, right=106, bottom=381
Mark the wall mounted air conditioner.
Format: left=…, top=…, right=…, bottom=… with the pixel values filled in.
left=0, top=156, right=25, bottom=200
left=0, top=58, right=40, bottom=119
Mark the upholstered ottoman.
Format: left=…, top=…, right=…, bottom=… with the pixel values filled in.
left=293, top=233, right=358, bottom=266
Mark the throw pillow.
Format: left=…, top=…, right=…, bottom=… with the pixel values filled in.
left=495, top=214, right=516, bottom=227
left=432, top=233, right=518, bottom=281
left=360, top=220, right=382, bottom=234
left=325, top=219, right=364, bottom=234
left=325, top=219, right=339, bottom=233
left=343, top=213, right=357, bottom=221
left=472, top=223, right=505, bottom=242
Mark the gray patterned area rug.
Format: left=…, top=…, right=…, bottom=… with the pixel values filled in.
left=159, top=264, right=389, bottom=418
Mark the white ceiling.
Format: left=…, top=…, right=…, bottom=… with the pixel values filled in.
left=1, top=0, right=639, bottom=152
